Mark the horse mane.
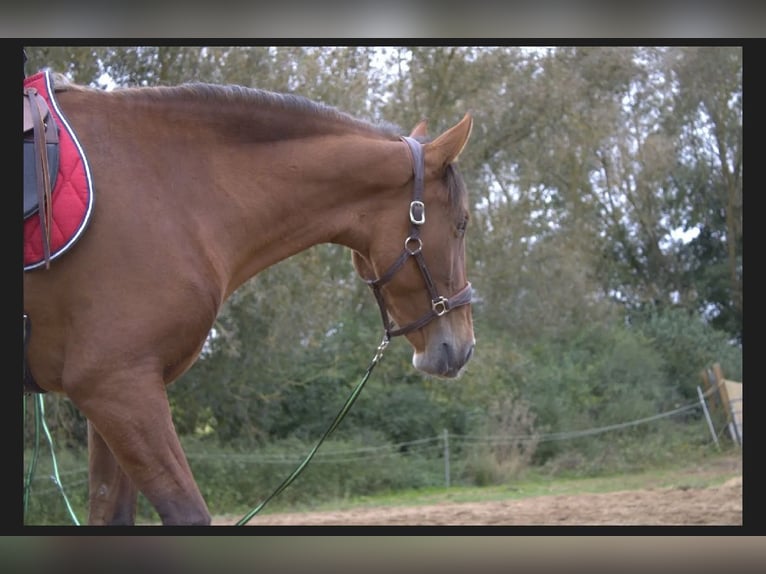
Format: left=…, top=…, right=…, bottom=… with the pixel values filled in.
left=52, top=71, right=399, bottom=140
left=50, top=71, right=466, bottom=210
left=175, top=82, right=402, bottom=137
left=50, top=71, right=77, bottom=90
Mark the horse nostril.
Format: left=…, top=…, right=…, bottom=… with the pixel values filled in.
left=440, top=341, right=474, bottom=371
left=441, top=341, right=455, bottom=364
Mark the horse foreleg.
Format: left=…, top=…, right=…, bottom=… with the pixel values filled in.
left=70, top=373, right=211, bottom=526
left=87, top=420, right=138, bottom=525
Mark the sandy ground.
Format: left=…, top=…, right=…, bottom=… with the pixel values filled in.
left=216, top=456, right=742, bottom=526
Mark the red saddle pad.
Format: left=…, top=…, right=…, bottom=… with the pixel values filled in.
left=24, top=70, right=94, bottom=271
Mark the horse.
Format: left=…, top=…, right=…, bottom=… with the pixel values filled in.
left=23, top=72, right=475, bottom=526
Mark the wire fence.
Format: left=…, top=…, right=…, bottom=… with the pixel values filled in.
left=25, top=390, right=721, bottom=498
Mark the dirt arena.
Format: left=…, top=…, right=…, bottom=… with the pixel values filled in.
left=218, top=455, right=742, bottom=526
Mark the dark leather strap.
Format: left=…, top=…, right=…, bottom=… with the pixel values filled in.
left=23, top=313, right=47, bottom=394
left=25, top=87, right=57, bottom=269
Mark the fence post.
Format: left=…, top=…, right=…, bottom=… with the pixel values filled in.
left=697, top=385, right=720, bottom=450
left=443, top=428, right=450, bottom=488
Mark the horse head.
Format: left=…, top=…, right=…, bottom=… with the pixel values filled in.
left=352, top=113, right=475, bottom=378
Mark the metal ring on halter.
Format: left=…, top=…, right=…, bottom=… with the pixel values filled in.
left=404, top=236, right=422, bottom=254
left=432, top=296, right=449, bottom=316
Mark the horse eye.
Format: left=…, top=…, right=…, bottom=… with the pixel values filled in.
left=456, top=216, right=468, bottom=236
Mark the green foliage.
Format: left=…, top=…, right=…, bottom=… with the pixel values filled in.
left=538, top=418, right=716, bottom=478
left=516, top=320, right=668, bottom=464
left=23, top=394, right=87, bottom=448
left=631, top=306, right=742, bottom=398
left=23, top=444, right=88, bottom=526
left=181, top=434, right=442, bottom=517
left=23, top=416, right=734, bottom=525
left=456, top=391, right=540, bottom=486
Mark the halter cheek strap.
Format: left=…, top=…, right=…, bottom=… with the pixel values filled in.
left=365, top=136, right=473, bottom=338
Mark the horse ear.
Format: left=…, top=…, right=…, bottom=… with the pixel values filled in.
left=425, top=113, right=473, bottom=167
left=410, top=119, right=428, bottom=138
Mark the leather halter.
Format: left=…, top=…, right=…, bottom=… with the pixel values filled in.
left=365, top=136, right=473, bottom=338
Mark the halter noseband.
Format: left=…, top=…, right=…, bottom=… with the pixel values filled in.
left=365, top=136, right=473, bottom=339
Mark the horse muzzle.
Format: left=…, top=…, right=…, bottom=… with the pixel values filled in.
left=412, top=334, right=475, bottom=378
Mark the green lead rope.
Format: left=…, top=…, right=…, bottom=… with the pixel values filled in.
left=22, top=394, right=40, bottom=518
left=236, top=335, right=390, bottom=526
left=23, top=394, right=81, bottom=525
left=23, top=334, right=389, bottom=527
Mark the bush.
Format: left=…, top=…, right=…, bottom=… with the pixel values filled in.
left=458, top=391, right=539, bottom=486
left=521, top=320, right=670, bottom=464
left=182, top=434, right=444, bottom=517
left=23, top=444, right=88, bottom=526
left=538, top=418, right=716, bottom=478
left=632, top=306, right=743, bottom=398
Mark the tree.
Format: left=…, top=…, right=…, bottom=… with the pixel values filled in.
left=23, top=45, right=742, bottom=454
left=669, top=47, right=742, bottom=340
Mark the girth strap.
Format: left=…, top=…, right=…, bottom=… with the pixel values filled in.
left=23, top=313, right=47, bottom=394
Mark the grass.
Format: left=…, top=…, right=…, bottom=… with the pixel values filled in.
left=252, top=449, right=742, bottom=516
left=25, top=437, right=741, bottom=525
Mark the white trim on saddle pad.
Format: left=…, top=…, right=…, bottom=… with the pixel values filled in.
left=24, top=69, right=95, bottom=271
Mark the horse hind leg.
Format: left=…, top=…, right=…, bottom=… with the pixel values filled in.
left=69, top=371, right=211, bottom=526
left=87, top=421, right=139, bottom=525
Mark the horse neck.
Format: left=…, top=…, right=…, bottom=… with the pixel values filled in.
left=207, top=133, right=411, bottom=297
left=65, top=88, right=413, bottom=300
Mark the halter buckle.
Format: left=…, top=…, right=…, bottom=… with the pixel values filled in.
left=432, top=296, right=449, bottom=316
left=409, top=200, right=425, bottom=225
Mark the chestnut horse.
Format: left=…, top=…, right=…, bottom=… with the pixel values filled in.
left=23, top=75, right=475, bottom=525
